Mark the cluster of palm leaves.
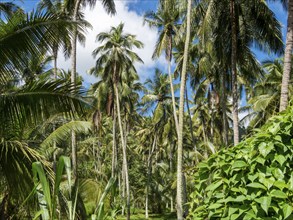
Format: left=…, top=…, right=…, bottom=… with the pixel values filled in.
left=0, top=0, right=292, bottom=219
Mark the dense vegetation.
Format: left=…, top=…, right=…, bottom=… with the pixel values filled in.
left=0, top=0, right=292, bottom=219
left=189, top=106, right=293, bottom=219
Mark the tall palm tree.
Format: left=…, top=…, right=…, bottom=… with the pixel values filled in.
left=200, top=0, right=283, bottom=145
left=67, top=0, right=116, bottom=177
left=279, top=0, right=293, bottom=111
left=92, top=23, right=143, bottom=220
left=37, top=0, right=73, bottom=79
left=144, top=0, right=180, bottom=134
left=177, top=0, right=192, bottom=219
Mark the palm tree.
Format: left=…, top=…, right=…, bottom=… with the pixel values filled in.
left=0, top=10, right=78, bottom=84
left=200, top=0, right=283, bottom=145
left=67, top=0, right=116, bottom=178
left=243, top=57, right=293, bottom=130
left=177, top=0, right=192, bottom=219
left=92, top=23, right=143, bottom=220
left=144, top=0, right=180, bottom=134
left=0, top=9, right=89, bottom=216
left=0, top=1, right=21, bottom=18
left=0, top=79, right=87, bottom=217
left=279, top=0, right=293, bottom=111
left=37, top=0, right=73, bottom=79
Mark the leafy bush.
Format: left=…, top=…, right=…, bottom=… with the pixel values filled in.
left=188, top=107, right=293, bottom=219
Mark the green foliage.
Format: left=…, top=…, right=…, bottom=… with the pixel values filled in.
left=189, top=106, right=293, bottom=219
left=32, top=156, right=78, bottom=220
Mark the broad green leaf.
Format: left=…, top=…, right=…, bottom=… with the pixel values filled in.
left=248, top=173, right=258, bottom=182
left=232, top=160, right=247, bottom=169
left=259, top=142, right=274, bottom=158
left=269, top=123, right=280, bottom=134
left=270, top=190, right=287, bottom=198
left=255, top=196, right=271, bottom=214
left=256, top=157, right=266, bottom=165
left=228, top=207, right=238, bottom=216
left=273, top=180, right=288, bottom=190
left=275, top=155, right=286, bottom=166
left=206, top=180, right=223, bottom=192
left=273, top=168, right=284, bottom=180
left=274, top=135, right=282, bottom=142
left=282, top=204, right=293, bottom=219
left=247, top=182, right=266, bottom=190
left=230, top=213, right=242, bottom=220
left=208, top=203, right=223, bottom=209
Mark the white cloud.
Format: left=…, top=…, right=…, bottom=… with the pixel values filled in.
left=57, top=1, right=165, bottom=85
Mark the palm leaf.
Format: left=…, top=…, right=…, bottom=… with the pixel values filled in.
left=41, top=121, right=92, bottom=149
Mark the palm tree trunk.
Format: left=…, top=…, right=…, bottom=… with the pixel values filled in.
left=111, top=107, right=117, bottom=178
left=70, top=0, right=82, bottom=179
left=176, top=0, right=191, bottom=219
left=114, top=82, right=130, bottom=220
left=280, top=0, right=293, bottom=111
left=145, top=136, right=157, bottom=219
left=230, top=0, right=239, bottom=145
left=220, top=71, right=229, bottom=145
left=167, top=36, right=179, bottom=134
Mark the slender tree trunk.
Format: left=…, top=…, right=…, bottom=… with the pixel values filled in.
left=168, top=36, right=179, bottom=134
left=121, top=165, right=125, bottom=216
left=220, top=71, right=228, bottom=145
left=280, top=0, right=293, bottom=111
left=111, top=107, right=117, bottom=178
left=230, top=0, right=239, bottom=145
left=169, top=143, right=174, bottom=213
left=114, top=82, right=130, bottom=220
left=176, top=0, right=191, bottom=219
left=145, top=136, right=157, bottom=219
left=70, top=0, right=82, bottom=179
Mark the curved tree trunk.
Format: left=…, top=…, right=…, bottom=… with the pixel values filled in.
left=280, top=0, right=293, bottom=111
left=230, top=0, right=239, bottom=145
left=220, top=71, right=229, bottom=145
left=70, top=0, right=82, bottom=179
left=114, top=82, right=130, bottom=220
left=145, top=136, right=157, bottom=219
left=176, top=0, right=191, bottom=219
left=111, top=107, right=117, bottom=178
left=167, top=36, right=179, bottom=135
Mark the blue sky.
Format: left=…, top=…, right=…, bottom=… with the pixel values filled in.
left=18, top=0, right=287, bottom=92
left=20, top=0, right=287, bottom=62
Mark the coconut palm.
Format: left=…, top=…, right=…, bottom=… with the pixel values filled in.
left=200, top=0, right=283, bottom=145
left=0, top=1, right=21, bottom=18
left=92, top=23, right=143, bottom=220
left=0, top=79, right=88, bottom=218
left=144, top=0, right=180, bottom=134
left=0, top=9, right=79, bottom=84
left=243, top=57, right=293, bottom=131
left=278, top=0, right=293, bottom=111
left=176, top=0, right=192, bottom=219
left=37, top=0, right=73, bottom=78
left=67, top=0, right=116, bottom=178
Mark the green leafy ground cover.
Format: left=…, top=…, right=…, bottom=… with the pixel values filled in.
left=189, top=107, right=293, bottom=219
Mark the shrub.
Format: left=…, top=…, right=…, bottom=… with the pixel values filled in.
left=188, top=107, right=293, bottom=219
